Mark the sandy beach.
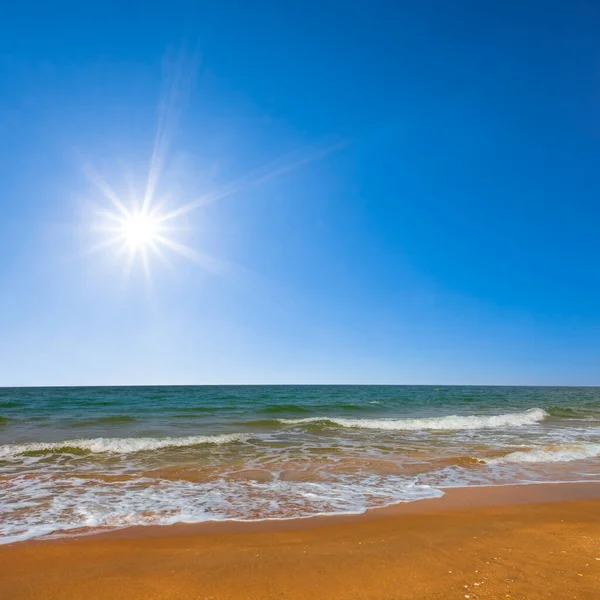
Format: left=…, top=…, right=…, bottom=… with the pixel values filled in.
left=1, top=482, right=599, bottom=600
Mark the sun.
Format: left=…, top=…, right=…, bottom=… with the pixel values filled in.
left=93, top=203, right=171, bottom=278
left=82, top=45, right=345, bottom=283
left=119, top=211, right=162, bottom=250
left=84, top=143, right=342, bottom=281
left=84, top=160, right=227, bottom=281
left=85, top=173, right=192, bottom=279
left=91, top=197, right=186, bottom=279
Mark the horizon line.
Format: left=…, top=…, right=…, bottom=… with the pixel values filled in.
left=1, top=382, right=598, bottom=389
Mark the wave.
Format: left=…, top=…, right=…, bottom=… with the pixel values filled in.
left=171, top=412, right=216, bottom=419
left=256, top=403, right=367, bottom=415
left=0, top=401, right=23, bottom=409
left=545, top=406, right=584, bottom=419
left=278, top=408, right=548, bottom=431
left=69, top=415, right=137, bottom=427
left=241, top=419, right=282, bottom=427
left=0, top=433, right=246, bottom=458
left=87, top=401, right=118, bottom=407
left=176, top=406, right=231, bottom=413
left=489, top=444, right=600, bottom=465
left=258, top=404, right=312, bottom=415
left=0, top=473, right=443, bottom=545
left=439, top=455, right=486, bottom=467
left=0, top=416, right=9, bottom=426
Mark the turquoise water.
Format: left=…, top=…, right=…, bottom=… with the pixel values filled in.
left=1, top=385, right=599, bottom=543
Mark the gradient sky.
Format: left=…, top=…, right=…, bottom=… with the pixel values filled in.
left=1, top=1, right=600, bottom=386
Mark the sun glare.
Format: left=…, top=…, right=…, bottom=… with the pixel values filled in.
left=119, top=212, right=161, bottom=249
left=83, top=47, right=345, bottom=283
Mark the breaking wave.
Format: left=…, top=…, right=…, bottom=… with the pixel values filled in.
left=0, top=433, right=247, bottom=458
left=278, top=408, right=548, bottom=431
left=489, top=444, right=600, bottom=464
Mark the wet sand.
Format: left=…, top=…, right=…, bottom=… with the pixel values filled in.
left=1, top=483, right=600, bottom=600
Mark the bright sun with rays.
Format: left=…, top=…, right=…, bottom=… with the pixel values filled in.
left=83, top=49, right=341, bottom=283
left=118, top=211, right=163, bottom=250
left=86, top=169, right=204, bottom=281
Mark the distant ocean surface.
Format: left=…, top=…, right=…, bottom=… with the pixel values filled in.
left=1, top=385, right=599, bottom=544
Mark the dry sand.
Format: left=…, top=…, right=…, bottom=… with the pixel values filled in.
left=1, top=483, right=600, bottom=600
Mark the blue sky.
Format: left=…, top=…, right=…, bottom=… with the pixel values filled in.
left=1, top=1, right=600, bottom=386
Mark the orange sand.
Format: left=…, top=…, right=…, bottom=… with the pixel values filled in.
left=1, top=483, right=600, bottom=600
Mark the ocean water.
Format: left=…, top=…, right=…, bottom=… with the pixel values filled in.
left=1, top=385, right=599, bottom=544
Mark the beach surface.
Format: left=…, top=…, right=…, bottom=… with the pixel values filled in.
left=2, top=483, right=599, bottom=600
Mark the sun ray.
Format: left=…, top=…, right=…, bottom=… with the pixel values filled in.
left=140, top=246, right=152, bottom=282
left=85, top=235, right=126, bottom=256
left=86, top=138, right=346, bottom=279
left=82, top=42, right=350, bottom=284
left=148, top=240, right=173, bottom=270
left=86, top=139, right=344, bottom=279
left=155, top=140, right=347, bottom=224
left=123, top=245, right=137, bottom=280
left=83, top=163, right=132, bottom=219
left=154, top=235, right=226, bottom=274
left=84, top=45, right=346, bottom=281
left=95, top=210, right=129, bottom=225
left=88, top=182, right=202, bottom=279
left=143, top=47, right=200, bottom=214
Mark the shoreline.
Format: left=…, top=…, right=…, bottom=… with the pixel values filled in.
left=8, top=480, right=600, bottom=546
left=1, top=480, right=599, bottom=599
left=92, top=479, right=600, bottom=541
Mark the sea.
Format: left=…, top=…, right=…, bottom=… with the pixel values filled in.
left=1, top=385, right=599, bottom=544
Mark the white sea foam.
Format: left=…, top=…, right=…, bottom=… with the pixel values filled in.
left=0, top=473, right=443, bottom=545
left=489, top=444, right=600, bottom=465
left=279, top=408, right=548, bottom=431
left=0, top=433, right=246, bottom=459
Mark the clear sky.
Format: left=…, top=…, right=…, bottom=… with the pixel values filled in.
left=1, top=1, right=600, bottom=386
